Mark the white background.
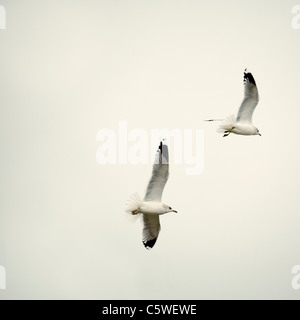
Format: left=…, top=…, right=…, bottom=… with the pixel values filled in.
left=0, top=0, right=300, bottom=299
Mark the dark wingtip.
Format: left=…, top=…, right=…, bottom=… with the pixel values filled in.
left=157, top=140, right=169, bottom=163
left=243, top=69, right=256, bottom=86
left=143, top=238, right=157, bottom=249
left=159, top=141, right=163, bottom=152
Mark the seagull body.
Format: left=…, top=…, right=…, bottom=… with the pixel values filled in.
left=207, top=69, right=261, bottom=137
left=218, top=115, right=259, bottom=136
left=126, top=141, right=177, bottom=249
left=136, top=201, right=171, bottom=215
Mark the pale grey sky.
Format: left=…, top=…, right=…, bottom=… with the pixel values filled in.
left=0, top=0, right=300, bottom=299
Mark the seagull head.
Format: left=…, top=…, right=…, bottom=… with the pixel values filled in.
left=256, top=128, right=262, bottom=136
left=163, top=204, right=177, bottom=213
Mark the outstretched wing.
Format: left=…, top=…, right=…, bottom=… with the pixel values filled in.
left=236, top=69, right=259, bottom=124
left=142, top=141, right=169, bottom=249
left=144, top=141, right=169, bottom=202
left=142, top=214, right=160, bottom=249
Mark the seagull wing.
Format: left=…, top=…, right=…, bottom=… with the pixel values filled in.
left=144, top=141, right=169, bottom=202
left=142, top=215, right=160, bottom=249
left=142, top=141, right=169, bottom=249
left=236, top=69, right=259, bottom=124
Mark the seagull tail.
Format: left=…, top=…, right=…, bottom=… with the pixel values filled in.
left=217, top=114, right=237, bottom=133
left=125, top=193, right=143, bottom=222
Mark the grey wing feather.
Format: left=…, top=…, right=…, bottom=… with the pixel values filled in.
left=144, top=141, right=169, bottom=202
left=236, top=69, right=259, bottom=124
left=142, top=214, right=161, bottom=249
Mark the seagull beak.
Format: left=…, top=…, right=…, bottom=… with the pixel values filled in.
left=259, top=133, right=262, bottom=136
left=172, top=210, right=178, bottom=213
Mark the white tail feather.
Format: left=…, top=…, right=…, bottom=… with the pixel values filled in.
left=125, top=193, right=143, bottom=222
left=217, top=114, right=237, bottom=133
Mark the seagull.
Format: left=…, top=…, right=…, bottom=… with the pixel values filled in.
left=206, top=69, right=262, bottom=137
left=126, top=141, right=177, bottom=249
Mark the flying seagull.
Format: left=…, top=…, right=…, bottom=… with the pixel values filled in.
left=206, top=69, right=262, bottom=137
left=126, top=141, right=177, bottom=249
